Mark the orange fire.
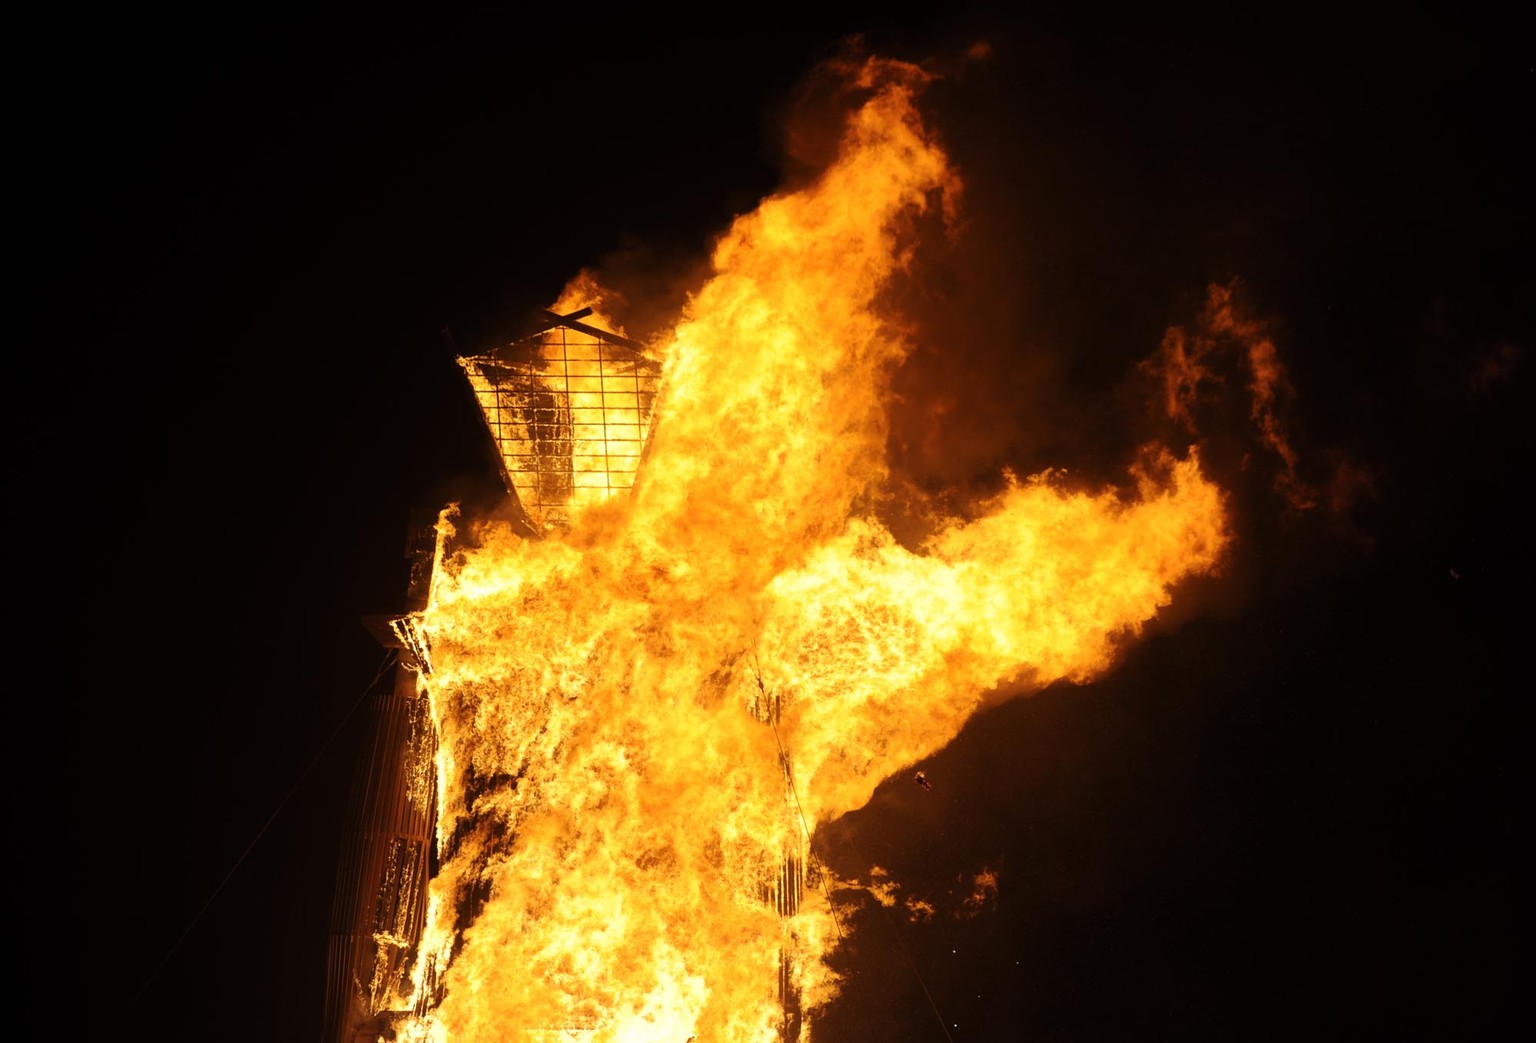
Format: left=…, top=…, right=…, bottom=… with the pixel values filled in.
left=391, top=53, right=1229, bottom=1042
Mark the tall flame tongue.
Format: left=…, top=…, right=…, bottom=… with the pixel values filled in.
left=401, top=56, right=1229, bottom=1042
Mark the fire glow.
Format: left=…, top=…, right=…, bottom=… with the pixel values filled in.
left=391, top=54, right=1229, bottom=1042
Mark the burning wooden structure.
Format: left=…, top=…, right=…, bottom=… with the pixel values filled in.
left=321, top=63, right=1238, bottom=1041
left=325, top=310, right=810, bottom=1041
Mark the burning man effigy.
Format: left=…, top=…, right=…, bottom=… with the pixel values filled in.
left=338, top=51, right=1229, bottom=1043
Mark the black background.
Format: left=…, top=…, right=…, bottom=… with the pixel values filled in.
left=53, top=6, right=1527, bottom=1041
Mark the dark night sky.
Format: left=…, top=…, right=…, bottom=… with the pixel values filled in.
left=53, top=7, right=1528, bottom=1042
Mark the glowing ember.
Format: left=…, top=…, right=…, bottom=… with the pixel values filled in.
left=391, top=53, right=1229, bottom=1042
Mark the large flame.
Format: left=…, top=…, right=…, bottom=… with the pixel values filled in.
left=394, top=54, right=1229, bottom=1042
